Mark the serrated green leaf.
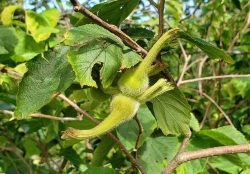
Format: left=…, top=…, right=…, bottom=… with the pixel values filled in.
left=139, top=136, right=180, bottom=174
left=0, top=26, right=18, bottom=56
left=64, top=24, right=123, bottom=46
left=189, top=113, right=200, bottom=132
left=75, top=0, right=139, bottom=26
left=176, top=159, right=208, bottom=174
left=1, top=5, right=22, bottom=25
left=121, top=47, right=142, bottom=68
left=14, top=46, right=75, bottom=119
left=117, top=105, right=157, bottom=150
left=11, top=30, right=45, bottom=62
left=0, top=44, right=8, bottom=54
left=179, top=31, right=235, bottom=64
left=151, top=88, right=191, bottom=135
left=209, top=156, right=241, bottom=174
left=199, top=126, right=248, bottom=145
left=68, top=40, right=122, bottom=88
left=25, top=9, right=60, bottom=42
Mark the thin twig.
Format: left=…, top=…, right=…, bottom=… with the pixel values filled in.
left=0, top=65, right=23, bottom=79
left=57, top=94, right=146, bottom=174
left=198, top=56, right=208, bottom=94
left=178, top=74, right=250, bottom=85
left=180, top=144, right=250, bottom=162
left=148, top=0, right=158, bottom=8
left=133, top=114, right=144, bottom=159
left=0, top=110, right=80, bottom=122
left=158, top=0, right=165, bottom=37
left=185, top=58, right=202, bottom=72
left=202, top=93, right=234, bottom=127
left=177, top=40, right=191, bottom=86
left=59, top=158, right=68, bottom=173
left=162, top=143, right=250, bottom=174
left=200, top=102, right=212, bottom=129
left=208, top=162, right=221, bottom=174
left=227, top=12, right=250, bottom=52
left=162, top=130, right=191, bottom=174
left=200, top=79, right=217, bottom=129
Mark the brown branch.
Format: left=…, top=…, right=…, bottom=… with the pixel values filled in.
left=178, top=74, right=250, bottom=85
left=202, top=93, right=234, bottom=127
left=57, top=94, right=146, bottom=174
left=0, top=65, right=23, bottom=79
left=133, top=114, right=144, bottom=159
left=158, top=0, right=165, bottom=37
left=177, top=40, right=191, bottom=86
left=180, top=144, right=250, bottom=162
left=200, top=102, right=212, bottom=129
left=0, top=110, right=80, bottom=122
left=162, top=143, right=250, bottom=174
left=198, top=56, right=208, bottom=94
left=162, top=130, right=191, bottom=174
left=185, top=58, right=202, bottom=72
left=59, top=158, right=68, bottom=173
left=227, top=12, right=250, bottom=52
left=70, top=0, right=147, bottom=55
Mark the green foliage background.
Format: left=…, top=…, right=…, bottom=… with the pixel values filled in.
left=0, top=0, right=249, bottom=174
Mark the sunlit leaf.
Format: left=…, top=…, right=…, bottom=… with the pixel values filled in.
left=25, top=9, right=60, bottom=42
left=1, top=5, right=22, bottom=25
left=11, top=30, right=45, bottom=62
